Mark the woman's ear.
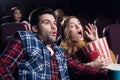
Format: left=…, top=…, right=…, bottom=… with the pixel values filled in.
left=31, top=25, right=38, bottom=32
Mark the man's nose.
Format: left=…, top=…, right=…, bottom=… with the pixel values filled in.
left=51, top=23, right=57, bottom=29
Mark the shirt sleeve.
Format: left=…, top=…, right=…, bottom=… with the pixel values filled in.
left=65, top=53, right=108, bottom=79
left=0, top=37, right=24, bottom=80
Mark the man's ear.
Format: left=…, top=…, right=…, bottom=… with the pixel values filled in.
left=32, top=25, right=38, bottom=32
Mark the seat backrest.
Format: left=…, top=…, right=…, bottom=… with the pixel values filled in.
left=79, top=18, right=89, bottom=27
left=1, top=15, right=11, bottom=24
left=0, top=22, right=26, bottom=44
left=116, top=18, right=120, bottom=24
left=103, top=24, right=120, bottom=63
left=94, top=17, right=113, bottom=38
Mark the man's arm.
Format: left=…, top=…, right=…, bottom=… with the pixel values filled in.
left=65, top=55, right=108, bottom=80
left=66, top=53, right=105, bottom=74
left=0, top=37, right=24, bottom=80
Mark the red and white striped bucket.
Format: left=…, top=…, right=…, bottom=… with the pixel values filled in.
left=82, top=37, right=113, bottom=63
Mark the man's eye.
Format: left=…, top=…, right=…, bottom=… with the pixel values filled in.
left=54, top=22, right=57, bottom=25
left=44, top=21, right=50, bottom=24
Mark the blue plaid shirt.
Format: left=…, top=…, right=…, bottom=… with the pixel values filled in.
left=18, top=31, right=69, bottom=80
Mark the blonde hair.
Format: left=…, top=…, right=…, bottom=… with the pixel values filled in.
left=61, top=16, right=85, bottom=60
left=62, top=16, right=80, bottom=39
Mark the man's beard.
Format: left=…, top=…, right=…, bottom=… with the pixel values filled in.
left=44, top=37, right=56, bottom=44
left=37, top=30, right=56, bottom=44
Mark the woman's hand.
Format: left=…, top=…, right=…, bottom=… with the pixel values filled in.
left=101, top=58, right=112, bottom=68
left=88, top=55, right=112, bottom=68
left=85, top=23, right=99, bottom=41
left=88, top=55, right=103, bottom=68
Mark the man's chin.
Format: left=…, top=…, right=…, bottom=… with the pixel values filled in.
left=47, top=38, right=56, bottom=44
left=46, top=40, right=55, bottom=44
left=51, top=37, right=56, bottom=41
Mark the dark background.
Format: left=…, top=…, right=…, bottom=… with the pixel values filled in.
left=0, top=0, right=120, bottom=22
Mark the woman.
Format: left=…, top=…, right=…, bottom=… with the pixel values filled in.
left=60, top=16, right=116, bottom=68
left=10, top=7, right=22, bottom=23
left=10, top=7, right=31, bottom=31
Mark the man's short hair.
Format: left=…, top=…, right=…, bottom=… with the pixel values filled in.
left=29, top=7, right=55, bottom=27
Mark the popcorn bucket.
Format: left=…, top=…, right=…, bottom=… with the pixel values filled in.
left=82, top=37, right=113, bottom=62
left=107, top=64, right=120, bottom=80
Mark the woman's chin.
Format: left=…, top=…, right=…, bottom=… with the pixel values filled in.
left=78, top=38, right=84, bottom=41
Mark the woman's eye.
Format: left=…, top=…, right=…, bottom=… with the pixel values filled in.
left=71, top=25, right=76, bottom=28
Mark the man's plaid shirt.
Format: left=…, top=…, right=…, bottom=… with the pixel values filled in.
left=0, top=31, right=107, bottom=80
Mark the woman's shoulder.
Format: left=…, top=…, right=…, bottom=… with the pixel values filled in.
left=75, top=41, right=87, bottom=48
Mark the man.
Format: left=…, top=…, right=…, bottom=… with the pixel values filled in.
left=54, top=8, right=64, bottom=39
left=0, top=7, right=108, bottom=80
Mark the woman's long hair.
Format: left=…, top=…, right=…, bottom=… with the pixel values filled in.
left=61, top=16, right=86, bottom=60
